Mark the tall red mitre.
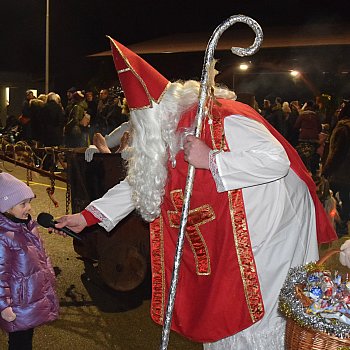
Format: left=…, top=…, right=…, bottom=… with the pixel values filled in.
left=107, top=36, right=170, bottom=110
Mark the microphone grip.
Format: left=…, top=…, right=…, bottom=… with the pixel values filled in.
left=53, top=221, right=83, bottom=241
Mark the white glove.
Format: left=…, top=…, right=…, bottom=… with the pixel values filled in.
left=1, top=307, right=16, bottom=322
left=339, top=239, right=350, bottom=268
left=85, top=145, right=100, bottom=162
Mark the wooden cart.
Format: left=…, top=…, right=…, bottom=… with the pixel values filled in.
left=66, top=150, right=151, bottom=292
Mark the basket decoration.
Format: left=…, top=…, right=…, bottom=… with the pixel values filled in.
left=279, top=249, right=350, bottom=339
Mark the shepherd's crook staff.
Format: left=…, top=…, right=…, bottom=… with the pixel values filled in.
left=160, top=15, right=263, bottom=349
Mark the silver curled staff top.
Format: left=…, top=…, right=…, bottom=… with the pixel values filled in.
left=195, top=14, right=264, bottom=138
left=160, top=15, right=263, bottom=350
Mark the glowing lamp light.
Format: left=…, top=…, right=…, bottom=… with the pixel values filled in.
left=290, top=70, right=300, bottom=77
left=239, top=63, right=249, bottom=71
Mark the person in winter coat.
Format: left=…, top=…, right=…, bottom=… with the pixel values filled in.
left=0, top=172, right=59, bottom=350
left=41, top=92, right=65, bottom=147
left=41, top=93, right=66, bottom=170
left=322, top=100, right=350, bottom=236
left=28, top=97, right=46, bottom=145
left=294, top=100, right=322, bottom=176
left=64, top=91, right=89, bottom=148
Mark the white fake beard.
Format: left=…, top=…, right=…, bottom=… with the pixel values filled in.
left=126, top=105, right=170, bottom=222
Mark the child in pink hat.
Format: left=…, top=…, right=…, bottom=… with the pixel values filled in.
left=0, top=172, right=59, bottom=349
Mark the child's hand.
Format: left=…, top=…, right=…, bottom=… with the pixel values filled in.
left=1, top=307, right=16, bottom=322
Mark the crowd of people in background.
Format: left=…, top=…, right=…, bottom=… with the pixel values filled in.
left=1, top=86, right=130, bottom=150
left=258, top=94, right=350, bottom=238
left=0, top=87, right=349, bottom=238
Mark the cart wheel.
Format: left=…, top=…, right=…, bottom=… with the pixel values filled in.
left=98, top=243, right=147, bottom=292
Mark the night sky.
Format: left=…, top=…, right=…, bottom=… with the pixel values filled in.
left=1, top=1, right=348, bottom=96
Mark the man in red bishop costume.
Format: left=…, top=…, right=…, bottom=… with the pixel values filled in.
left=53, top=37, right=346, bottom=349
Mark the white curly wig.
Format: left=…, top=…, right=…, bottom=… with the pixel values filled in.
left=127, top=80, right=236, bottom=222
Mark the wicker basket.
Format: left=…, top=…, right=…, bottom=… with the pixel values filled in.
left=284, top=249, right=350, bottom=350
left=286, top=317, right=350, bottom=349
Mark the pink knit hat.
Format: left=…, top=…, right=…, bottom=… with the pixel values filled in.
left=0, top=173, right=35, bottom=213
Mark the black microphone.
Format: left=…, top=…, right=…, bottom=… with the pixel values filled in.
left=37, top=212, right=83, bottom=241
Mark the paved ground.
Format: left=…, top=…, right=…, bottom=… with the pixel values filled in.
left=0, top=162, right=202, bottom=350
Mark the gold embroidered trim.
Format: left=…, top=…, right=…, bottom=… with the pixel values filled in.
left=150, top=216, right=166, bottom=324
left=228, top=190, right=264, bottom=322
left=208, top=102, right=263, bottom=321
left=117, top=67, right=131, bottom=74
left=208, top=99, right=228, bottom=151
left=167, top=189, right=215, bottom=275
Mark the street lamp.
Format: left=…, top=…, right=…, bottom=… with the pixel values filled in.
left=233, top=62, right=251, bottom=89
left=45, top=0, right=50, bottom=94
left=239, top=63, right=249, bottom=71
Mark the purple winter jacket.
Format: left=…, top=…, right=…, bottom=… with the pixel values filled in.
left=0, top=213, right=59, bottom=332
